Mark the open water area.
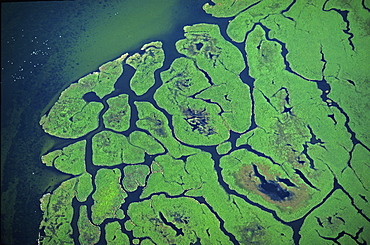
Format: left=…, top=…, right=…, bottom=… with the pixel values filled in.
left=1, top=1, right=215, bottom=244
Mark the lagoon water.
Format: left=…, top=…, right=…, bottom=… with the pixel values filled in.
left=1, top=1, right=214, bottom=243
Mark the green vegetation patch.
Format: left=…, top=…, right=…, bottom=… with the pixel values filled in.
left=140, top=150, right=292, bottom=245
left=155, top=57, right=211, bottom=112
left=339, top=144, right=370, bottom=217
left=141, top=154, right=201, bottom=198
left=222, top=195, right=293, bottom=245
left=320, top=0, right=370, bottom=147
left=245, top=24, right=285, bottom=78
left=122, top=164, right=150, bottom=192
left=172, top=98, right=230, bottom=145
left=39, top=72, right=100, bottom=139
left=94, top=53, right=127, bottom=98
left=175, top=24, right=251, bottom=133
left=41, top=149, right=61, bottom=167
left=91, top=168, right=127, bottom=225
left=176, top=23, right=244, bottom=79
left=216, top=141, right=231, bottom=155
left=76, top=172, right=93, bottom=202
left=236, top=130, right=255, bottom=147
left=202, top=0, right=259, bottom=18
left=300, top=190, right=370, bottom=244
left=126, top=41, right=165, bottom=96
left=261, top=1, right=369, bottom=82
left=135, top=101, right=199, bottom=158
left=220, top=149, right=332, bottom=222
left=245, top=22, right=353, bottom=183
left=140, top=146, right=293, bottom=244
left=115, top=209, right=125, bottom=220
left=38, top=178, right=77, bottom=245
left=196, top=82, right=251, bottom=133
left=39, top=54, right=127, bottom=138
left=92, top=130, right=145, bottom=166
left=141, top=239, right=155, bottom=245
left=105, top=221, right=130, bottom=245
left=78, top=205, right=100, bottom=245
left=156, top=57, right=240, bottom=144
left=225, top=0, right=292, bottom=42
left=126, top=194, right=231, bottom=244
left=40, top=98, right=103, bottom=139
left=174, top=152, right=293, bottom=244
left=103, top=94, right=131, bottom=131
left=128, top=131, right=165, bottom=155
left=41, top=140, right=86, bottom=175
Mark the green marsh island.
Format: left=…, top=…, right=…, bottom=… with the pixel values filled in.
left=38, top=0, right=370, bottom=244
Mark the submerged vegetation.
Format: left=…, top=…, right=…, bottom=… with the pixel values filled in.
left=38, top=0, right=369, bottom=244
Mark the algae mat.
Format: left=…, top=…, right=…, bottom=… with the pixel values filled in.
left=37, top=0, right=369, bottom=244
